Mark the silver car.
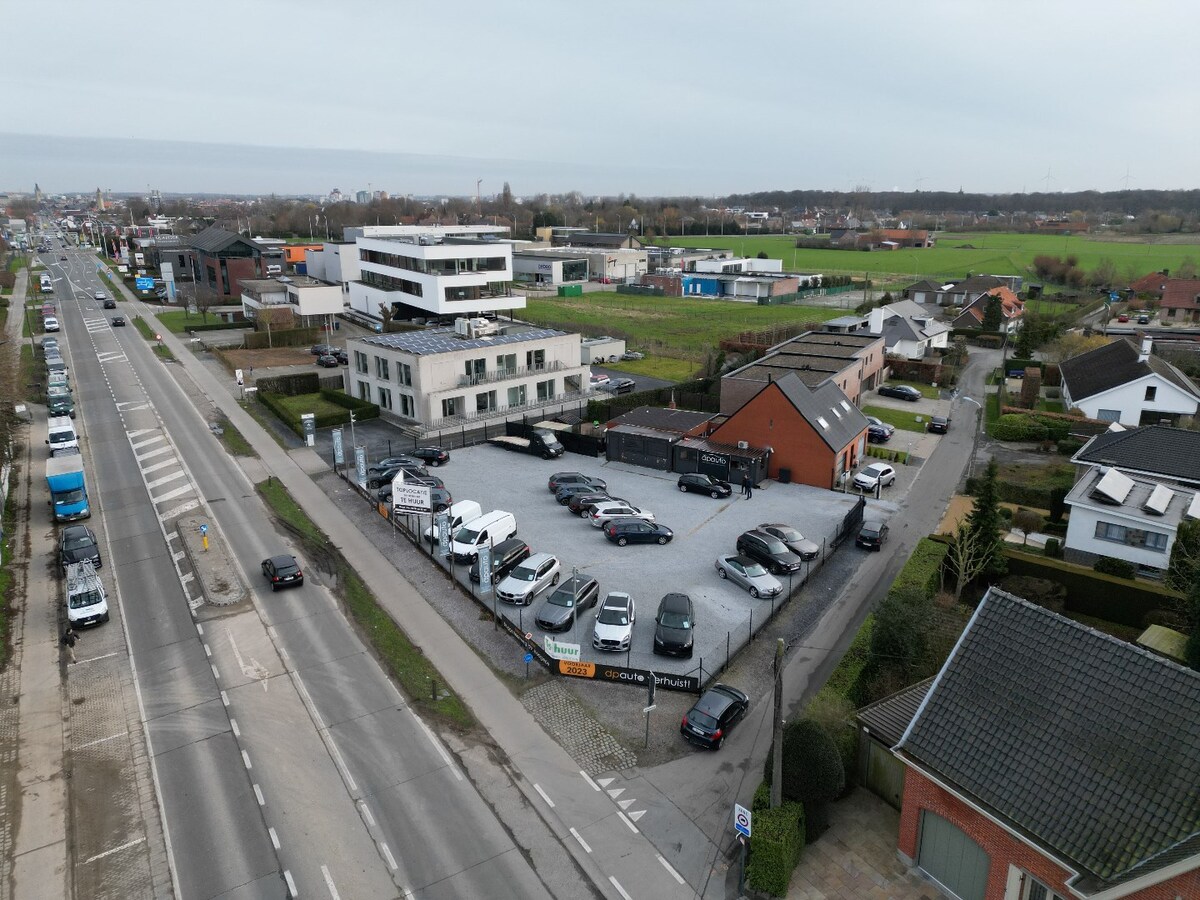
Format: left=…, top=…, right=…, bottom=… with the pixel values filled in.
left=496, top=552, right=561, bottom=605
left=589, top=502, right=655, bottom=528
left=757, top=523, right=820, bottom=561
left=714, top=554, right=782, bottom=599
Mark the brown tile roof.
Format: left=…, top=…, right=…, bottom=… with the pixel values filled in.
left=1159, top=278, right=1200, bottom=310
left=1129, top=272, right=1170, bottom=296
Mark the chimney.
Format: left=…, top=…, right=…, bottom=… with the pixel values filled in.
left=1138, top=336, right=1152, bottom=363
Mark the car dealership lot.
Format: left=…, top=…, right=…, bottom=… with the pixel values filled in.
left=414, top=445, right=864, bottom=676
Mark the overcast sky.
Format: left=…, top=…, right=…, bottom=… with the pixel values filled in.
left=4, top=0, right=1197, bottom=198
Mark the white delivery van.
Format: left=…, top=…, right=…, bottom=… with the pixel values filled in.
left=65, top=561, right=109, bottom=627
left=451, top=510, right=517, bottom=562
left=424, top=500, right=482, bottom=545
left=46, top=416, right=79, bottom=456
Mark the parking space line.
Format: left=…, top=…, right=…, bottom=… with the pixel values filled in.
left=609, top=875, right=633, bottom=899
left=380, top=841, right=397, bottom=870
left=76, top=730, right=128, bottom=749
left=533, top=783, right=555, bottom=807
left=83, top=836, right=146, bottom=865
left=657, top=854, right=685, bottom=884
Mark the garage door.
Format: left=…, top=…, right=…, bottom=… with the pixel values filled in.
left=917, top=811, right=989, bottom=900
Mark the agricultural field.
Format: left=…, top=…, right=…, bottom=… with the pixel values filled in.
left=646, top=232, right=1200, bottom=284
left=522, top=292, right=843, bottom=362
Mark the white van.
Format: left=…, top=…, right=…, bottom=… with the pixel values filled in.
left=46, top=416, right=79, bottom=456
left=65, top=561, right=109, bottom=627
left=451, top=510, right=517, bottom=562
left=424, top=500, right=483, bottom=545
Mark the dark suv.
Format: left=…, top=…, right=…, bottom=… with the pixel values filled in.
left=653, top=593, right=695, bottom=657
left=467, top=538, right=529, bottom=584
left=680, top=684, right=750, bottom=750
left=735, top=530, right=803, bottom=575
left=535, top=574, right=601, bottom=632
left=58, top=525, right=101, bottom=572
left=677, top=473, right=732, bottom=498
left=547, top=472, right=607, bottom=494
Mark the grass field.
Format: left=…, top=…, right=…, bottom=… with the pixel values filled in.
left=271, top=392, right=348, bottom=419
left=645, top=232, right=1200, bottom=284
left=522, top=292, right=844, bottom=361
left=861, top=405, right=928, bottom=433
left=603, top=356, right=698, bottom=381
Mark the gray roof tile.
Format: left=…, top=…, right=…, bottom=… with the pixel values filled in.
left=1073, top=425, right=1200, bottom=486
left=1059, top=338, right=1200, bottom=402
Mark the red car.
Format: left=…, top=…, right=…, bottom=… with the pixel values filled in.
left=1117, top=314, right=1130, bottom=323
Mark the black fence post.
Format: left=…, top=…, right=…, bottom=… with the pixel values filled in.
left=726, top=631, right=730, bottom=671
left=749, top=608, right=753, bottom=640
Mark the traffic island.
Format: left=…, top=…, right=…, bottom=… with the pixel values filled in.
left=178, top=514, right=248, bottom=608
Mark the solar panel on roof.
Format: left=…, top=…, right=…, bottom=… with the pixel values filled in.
left=1092, top=468, right=1134, bottom=505
left=1188, top=493, right=1200, bottom=520
left=1143, top=484, right=1173, bottom=516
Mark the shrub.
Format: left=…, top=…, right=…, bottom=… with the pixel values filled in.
left=999, top=575, right=1066, bottom=611
left=1056, top=438, right=1083, bottom=455
left=1094, top=556, right=1136, bottom=579
left=752, top=779, right=772, bottom=812
left=998, top=506, right=1013, bottom=521
left=762, top=719, right=845, bottom=841
left=745, top=802, right=806, bottom=897
left=258, top=372, right=322, bottom=396
left=1043, top=537, right=1062, bottom=558
left=1045, top=387, right=1061, bottom=400
left=804, top=690, right=858, bottom=792
left=992, top=413, right=1049, bottom=442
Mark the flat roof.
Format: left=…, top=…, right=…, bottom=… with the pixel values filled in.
left=354, top=324, right=570, bottom=356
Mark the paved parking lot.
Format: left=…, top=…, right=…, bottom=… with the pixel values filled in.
left=408, top=444, right=864, bottom=677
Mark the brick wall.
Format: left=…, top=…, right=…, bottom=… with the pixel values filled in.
left=898, top=767, right=1200, bottom=898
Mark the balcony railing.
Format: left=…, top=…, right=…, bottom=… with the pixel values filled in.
left=456, top=360, right=566, bottom=388
left=426, top=389, right=590, bottom=431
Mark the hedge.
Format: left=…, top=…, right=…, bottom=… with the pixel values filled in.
left=320, top=388, right=379, bottom=421
left=1003, top=549, right=1182, bottom=628
left=258, top=372, right=322, bottom=396
left=746, top=802, right=806, bottom=897
left=184, top=320, right=254, bottom=333
left=891, top=537, right=948, bottom=601
left=243, top=326, right=322, bottom=349
left=257, top=389, right=379, bottom=435
left=966, top=475, right=1073, bottom=511
left=992, top=413, right=1052, bottom=441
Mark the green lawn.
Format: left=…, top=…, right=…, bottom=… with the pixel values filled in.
left=1037, top=399, right=1064, bottom=413
left=217, top=419, right=257, bottom=457
left=523, top=292, right=844, bottom=361
left=155, top=310, right=245, bottom=334
left=603, top=356, right=698, bottom=382
left=271, top=392, right=348, bottom=419
left=862, top=405, right=929, bottom=433
left=883, top=379, right=940, bottom=399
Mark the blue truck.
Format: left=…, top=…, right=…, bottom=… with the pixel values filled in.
left=47, top=455, right=90, bottom=522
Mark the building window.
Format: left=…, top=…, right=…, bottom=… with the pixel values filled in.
left=526, top=349, right=545, bottom=370
left=476, top=390, right=497, bottom=413
left=496, top=353, right=517, bottom=375
left=1020, top=874, right=1066, bottom=900
left=1094, top=521, right=1169, bottom=552
left=357, top=381, right=370, bottom=401
left=399, top=393, right=415, bottom=418
left=1096, top=409, right=1121, bottom=422
left=442, top=397, right=460, bottom=418
left=360, top=269, right=423, bottom=297
left=1145, top=385, right=1157, bottom=401
left=398, top=362, right=412, bottom=386
left=377, top=387, right=392, bottom=410
left=354, top=351, right=368, bottom=374
left=536, top=379, right=555, bottom=401
left=375, top=357, right=390, bottom=380
left=507, top=385, right=526, bottom=407
left=1146, top=531, right=1169, bottom=551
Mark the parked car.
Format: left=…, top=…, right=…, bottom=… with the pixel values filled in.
left=878, top=384, right=922, bottom=402
left=590, top=502, right=654, bottom=528
left=926, top=415, right=950, bottom=434
left=856, top=520, right=889, bottom=551
left=555, top=483, right=603, bottom=505
left=865, top=415, right=895, bottom=436
left=58, top=524, right=101, bottom=571
left=411, top=446, right=450, bottom=466
left=866, top=423, right=892, bottom=444
left=316, top=354, right=340, bottom=368
left=592, top=592, right=635, bottom=651
left=605, top=519, right=674, bottom=546
left=605, top=377, right=636, bottom=394
left=310, top=343, right=337, bottom=356
left=589, top=372, right=611, bottom=388
left=535, top=574, right=600, bottom=632
left=467, top=537, right=530, bottom=584
left=622, top=350, right=645, bottom=361
left=757, top=523, right=819, bottom=561
left=853, top=462, right=897, bottom=492
left=714, top=554, right=782, bottom=598
left=367, top=463, right=432, bottom=489
left=680, top=684, right=749, bottom=750
left=41, top=338, right=58, bottom=352
left=369, top=456, right=424, bottom=473
left=261, top=554, right=303, bottom=591
left=102, top=298, right=117, bottom=309
left=43, top=316, right=60, bottom=332
left=496, top=552, right=561, bottom=605
left=381, top=484, right=451, bottom=512
left=334, top=349, right=348, bottom=365
left=736, top=530, right=804, bottom=575
left=653, top=592, right=695, bottom=657
left=548, top=472, right=607, bottom=494
left=677, top=473, right=733, bottom=498
left=567, top=491, right=624, bottom=517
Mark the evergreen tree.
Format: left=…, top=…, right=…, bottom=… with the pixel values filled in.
left=981, top=295, right=1004, bottom=332
left=966, top=458, right=1006, bottom=577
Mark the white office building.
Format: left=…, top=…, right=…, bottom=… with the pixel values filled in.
left=345, top=317, right=589, bottom=430
left=238, top=275, right=344, bottom=327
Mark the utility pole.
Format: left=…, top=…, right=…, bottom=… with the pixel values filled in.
left=770, top=638, right=784, bottom=808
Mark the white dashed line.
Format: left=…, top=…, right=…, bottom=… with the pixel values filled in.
left=380, top=841, right=397, bottom=870
left=533, top=783, right=555, bottom=807
left=657, top=854, right=685, bottom=884
left=269, top=827, right=280, bottom=849
left=359, top=801, right=375, bottom=827
left=415, top=716, right=461, bottom=780
left=230, top=718, right=240, bottom=737
left=580, top=771, right=601, bottom=791
left=241, top=750, right=252, bottom=770
left=203, top=644, right=211, bottom=658
left=321, top=864, right=341, bottom=900
left=253, top=783, right=264, bottom=805
left=617, top=811, right=639, bottom=834
left=210, top=664, right=220, bottom=680
left=284, top=871, right=297, bottom=896
left=326, top=737, right=358, bottom=793
left=569, top=827, right=592, bottom=853
left=609, top=876, right=633, bottom=900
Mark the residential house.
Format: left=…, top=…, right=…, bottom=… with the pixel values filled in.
left=1071, top=424, right=1200, bottom=489
left=1159, top=278, right=1200, bottom=324
left=706, top=371, right=868, bottom=489
left=1128, top=271, right=1171, bottom=299
left=903, top=279, right=945, bottom=306
left=190, top=226, right=284, bottom=297
left=952, top=286, right=1024, bottom=333
left=866, top=299, right=951, bottom=359
left=892, top=587, right=1200, bottom=900
left=906, top=274, right=1024, bottom=309
left=1059, top=337, right=1200, bottom=425
left=344, top=318, right=587, bottom=429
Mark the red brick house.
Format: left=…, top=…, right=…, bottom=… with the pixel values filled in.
left=1128, top=271, right=1170, bottom=299
left=952, top=286, right=1025, bottom=334
left=889, top=588, right=1200, bottom=900
left=190, top=226, right=281, bottom=297
left=1159, top=278, right=1200, bottom=324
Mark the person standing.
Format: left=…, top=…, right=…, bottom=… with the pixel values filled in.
left=60, top=626, right=78, bottom=665
left=742, top=474, right=753, bottom=499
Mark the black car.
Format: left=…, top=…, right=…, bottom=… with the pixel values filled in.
left=567, top=491, right=616, bottom=516
left=310, top=343, right=337, bottom=356
left=111, top=316, right=125, bottom=327
left=736, top=529, right=803, bottom=575
left=467, top=537, right=529, bottom=584
left=412, top=446, right=450, bottom=467
left=261, top=554, right=304, bottom=590
left=604, top=519, right=674, bottom=546
left=757, top=523, right=820, bottom=561
left=367, top=463, right=432, bottom=489
left=653, top=593, right=695, bottom=657
left=58, top=524, right=101, bottom=571
left=677, top=473, right=732, bottom=498
left=866, top=423, right=892, bottom=444
left=369, top=456, right=424, bottom=474
left=535, top=574, right=601, bottom=632
left=102, top=298, right=117, bottom=309
left=878, top=384, right=922, bottom=402
left=548, top=472, right=607, bottom=494
left=48, top=398, right=75, bottom=419
left=680, top=684, right=750, bottom=750
left=926, top=415, right=950, bottom=434
left=334, top=349, right=349, bottom=365
left=554, top=483, right=605, bottom=505
left=316, top=354, right=339, bottom=368
left=856, top=521, right=889, bottom=551
left=606, top=377, right=636, bottom=394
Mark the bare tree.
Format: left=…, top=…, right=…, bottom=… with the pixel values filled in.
left=191, top=287, right=225, bottom=324
left=378, top=302, right=396, bottom=332
left=1011, top=509, right=1045, bottom=545
left=945, top=522, right=1001, bottom=601
left=255, top=306, right=292, bottom=349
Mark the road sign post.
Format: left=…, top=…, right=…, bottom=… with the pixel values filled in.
left=734, top=802, right=752, bottom=893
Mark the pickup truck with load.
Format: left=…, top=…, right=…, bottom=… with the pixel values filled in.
left=47, top=455, right=90, bottom=522
left=488, top=430, right=565, bottom=459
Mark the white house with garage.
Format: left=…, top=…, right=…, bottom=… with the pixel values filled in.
left=1059, top=337, right=1200, bottom=426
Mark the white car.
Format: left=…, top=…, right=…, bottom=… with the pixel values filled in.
left=853, top=463, right=897, bottom=492
left=593, top=592, right=635, bottom=651
left=495, top=552, right=561, bottom=606
left=589, top=372, right=611, bottom=387
left=43, top=316, right=60, bottom=332
left=589, top=502, right=655, bottom=528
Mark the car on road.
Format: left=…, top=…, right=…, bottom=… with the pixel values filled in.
left=43, top=316, right=60, bottom=332
left=867, top=423, right=892, bottom=444
left=467, top=537, right=530, bottom=584
left=310, top=343, right=337, bottom=356
left=1117, top=313, right=1130, bottom=323
left=680, top=684, right=749, bottom=750
left=736, top=529, right=804, bottom=575
left=853, top=462, right=897, bottom=491
left=590, top=502, right=654, bottom=528
left=102, top=298, right=117, bottom=309
left=926, top=415, right=950, bottom=434
left=111, top=316, right=125, bottom=327
left=316, top=354, right=340, bottom=368
left=604, top=518, right=674, bottom=546
left=653, top=592, right=695, bottom=657
left=261, top=555, right=304, bottom=590
left=535, top=573, right=600, bottom=632
left=592, top=592, right=635, bottom=651
left=93, top=291, right=108, bottom=302
left=548, top=472, right=606, bottom=494
left=496, top=552, right=561, bottom=605
left=602, top=377, right=636, bottom=394
left=411, top=446, right=450, bottom=466
left=756, top=523, right=820, bottom=561
left=59, top=255, right=67, bottom=261
left=714, top=554, right=783, bottom=598
left=677, top=473, right=732, bottom=498
left=58, top=524, right=101, bottom=572
left=878, top=384, right=922, bottom=402
left=1138, top=314, right=1151, bottom=325
left=856, top=520, right=889, bottom=551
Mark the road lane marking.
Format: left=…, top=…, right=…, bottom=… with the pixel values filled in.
left=130, top=434, right=166, bottom=451
left=617, top=811, right=639, bottom=834
left=83, top=836, right=146, bottom=864
left=569, top=828, right=592, bottom=853
left=142, top=459, right=178, bottom=476
left=580, top=771, right=601, bottom=791
left=607, top=787, right=625, bottom=799
left=241, top=750, right=252, bottom=770
left=152, top=484, right=194, bottom=504
left=75, top=651, right=119, bottom=665
left=284, top=871, right=297, bottom=896
left=617, top=798, right=634, bottom=809
left=359, top=801, right=375, bottom=827
left=269, top=827, right=280, bottom=849
left=533, top=783, right=555, bottom=807
left=77, top=730, right=128, bottom=749
left=203, top=644, right=211, bottom=658
left=321, top=865, right=341, bottom=900
left=628, top=809, right=646, bottom=822
left=657, top=854, right=685, bottom=884
left=220, top=690, right=229, bottom=706
left=158, top=498, right=201, bottom=520
left=134, top=445, right=173, bottom=462
left=292, top=673, right=325, bottom=728
left=609, top=876, right=633, bottom=900
left=253, top=783, right=264, bottom=806
left=230, top=718, right=240, bottom=737
left=414, top=716, right=462, bottom=781
left=326, top=737, right=359, bottom=793
left=380, top=842, right=397, bottom=870
left=145, top=470, right=186, bottom=490
left=210, top=664, right=220, bottom=680
left=195, top=623, right=203, bottom=635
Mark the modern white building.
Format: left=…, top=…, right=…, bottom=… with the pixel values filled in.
left=1059, top=337, right=1200, bottom=426
left=692, top=256, right=782, bottom=275
left=345, top=318, right=589, bottom=430
left=512, top=251, right=589, bottom=286
left=514, top=245, right=645, bottom=284
left=303, top=242, right=361, bottom=292
left=238, top=276, right=344, bottom=327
